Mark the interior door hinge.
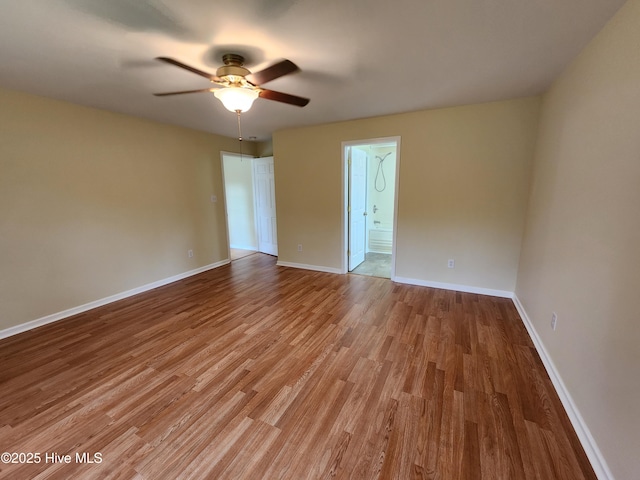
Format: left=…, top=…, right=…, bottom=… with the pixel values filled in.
left=348, top=205, right=351, bottom=213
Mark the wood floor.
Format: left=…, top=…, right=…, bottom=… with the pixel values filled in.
left=0, top=254, right=596, bottom=479
left=230, top=248, right=257, bottom=261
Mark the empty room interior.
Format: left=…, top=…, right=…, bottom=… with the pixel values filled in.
left=1, top=0, right=639, bottom=479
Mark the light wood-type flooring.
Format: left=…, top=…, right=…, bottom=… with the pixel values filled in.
left=0, top=253, right=596, bottom=479
left=230, top=248, right=257, bottom=261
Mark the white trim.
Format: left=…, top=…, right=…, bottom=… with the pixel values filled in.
left=276, top=261, right=342, bottom=275
left=0, top=260, right=230, bottom=340
left=341, top=144, right=348, bottom=273
left=221, top=151, right=260, bottom=261
left=341, top=136, right=401, bottom=278
left=229, top=244, right=258, bottom=251
left=512, top=295, right=613, bottom=480
left=394, top=276, right=513, bottom=298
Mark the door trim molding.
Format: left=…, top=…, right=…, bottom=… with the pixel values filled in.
left=341, top=136, right=401, bottom=279
left=220, top=151, right=258, bottom=260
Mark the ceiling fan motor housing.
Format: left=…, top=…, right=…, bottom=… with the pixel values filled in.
left=217, top=54, right=251, bottom=85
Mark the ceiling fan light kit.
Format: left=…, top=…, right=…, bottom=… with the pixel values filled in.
left=214, top=87, right=259, bottom=112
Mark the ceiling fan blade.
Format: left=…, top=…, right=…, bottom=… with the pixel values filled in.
left=153, top=88, right=215, bottom=96
left=155, top=57, right=220, bottom=82
left=246, top=59, right=299, bottom=85
left=259, top=89, right=309, bottom=107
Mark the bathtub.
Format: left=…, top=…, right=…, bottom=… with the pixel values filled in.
left=368, top=227, right=393, bottom=254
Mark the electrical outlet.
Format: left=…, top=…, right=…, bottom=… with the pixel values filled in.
left=297, top=244, right=303, bottom=252
left=551, top=312, right=558, bottom=331
left=188, top=249, right=194, bottom=258
left=447, top=259, right=455, bottom=268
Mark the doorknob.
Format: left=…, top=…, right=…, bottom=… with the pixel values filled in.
left=363, top=212, right=367, bottom=216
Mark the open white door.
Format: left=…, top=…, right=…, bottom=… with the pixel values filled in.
left=254, top=157, right=278, bottom=256
left=349, top=148, right=367, bottom=270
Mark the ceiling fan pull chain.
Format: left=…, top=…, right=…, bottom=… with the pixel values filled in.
left=237, top=110, right=244, bottom=161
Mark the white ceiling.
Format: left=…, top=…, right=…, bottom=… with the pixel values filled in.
left=0, top=0, right=626, bottom=141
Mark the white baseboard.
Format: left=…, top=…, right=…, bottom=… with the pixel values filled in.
left=229, top=244, right=258, bottom=251
left=512, top=295, right=613, bottom=480
left=276, top=261, right=342, bottom=275
left=0, top=260, right=230, bottom=340
left=393, top=276, right=513, bottom=298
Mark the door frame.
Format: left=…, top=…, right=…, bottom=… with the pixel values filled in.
left=220, top=152, right=257, bottom=260
left=221, top=152, right=279, bottom=259
left=341, top=136, right=401, bottom=280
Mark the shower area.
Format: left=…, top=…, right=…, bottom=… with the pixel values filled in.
left=345, top=139, right=398, bottom=279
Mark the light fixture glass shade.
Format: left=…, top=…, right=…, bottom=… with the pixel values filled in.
left=214, top=87, right=259, bottom=112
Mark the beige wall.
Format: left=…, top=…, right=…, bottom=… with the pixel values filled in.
left=0, top=88, right=254, bottom=330
left=256, top=139, right=274, bottom=157
left=515, top=0, right=640, bottom=478
left=274, top=97, right=540, bottom=292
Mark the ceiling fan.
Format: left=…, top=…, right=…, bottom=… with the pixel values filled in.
left=153, top=54, right=310, bottom=112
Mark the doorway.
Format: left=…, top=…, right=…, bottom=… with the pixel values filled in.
left=221, top=153, right=278, bottom=260
left=343, top=137, right=400, bottom=279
